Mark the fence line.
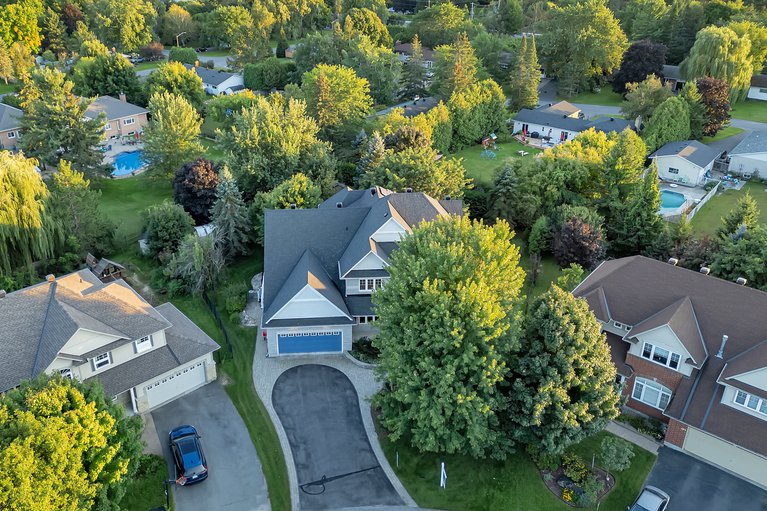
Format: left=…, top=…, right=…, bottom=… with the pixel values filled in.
left=686, top=181, right=721, bottom=221
left=202, top=292, right=234, bottom=361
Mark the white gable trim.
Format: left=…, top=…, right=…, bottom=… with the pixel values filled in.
left=631, top=324, right=694, bottom=362
left=371, top=217, right=408, bottom=241
left=266, top=284, right=351, bottom=322
left=341, top=251, right=389, bottom=279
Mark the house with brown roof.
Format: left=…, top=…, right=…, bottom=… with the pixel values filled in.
left=574, top=256, right=767, bottom=488
left=0, top=270, right=219, bottom=414
left=393, top=42, right=435, bottom=69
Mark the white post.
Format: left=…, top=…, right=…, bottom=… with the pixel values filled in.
left=396, top=451, right=399, bottom=469
left=470, top=2, right=475, bottom=19
left=439, top=461, right=447, bottom=489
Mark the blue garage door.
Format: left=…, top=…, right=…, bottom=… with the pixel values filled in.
left=278, top=331, right=343, bottom=354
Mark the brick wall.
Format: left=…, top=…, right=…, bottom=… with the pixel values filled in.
left=665, top=418, right=687, bottom=448
left=626, top=353, right=684, bottom=391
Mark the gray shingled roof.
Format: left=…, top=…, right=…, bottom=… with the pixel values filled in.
left=751, top=74, right=767, bottom=88
left=730, top=130, right=767, bottom=155
left=183, top=64, right=240, bottom=87
left=0, top=270, right=171, bottom=392
left=662, top=65, right=683, bottom=80
left=514, top=108, right=633, bottom=134
left=85, top=95, right=148, bottom=121
left=0, top=103, right=23, bottom=132
left=650, top=140, right=720, bottom=168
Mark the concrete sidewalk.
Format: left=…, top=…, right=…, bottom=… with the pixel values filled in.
left=606, top=420, right=662, bottom=454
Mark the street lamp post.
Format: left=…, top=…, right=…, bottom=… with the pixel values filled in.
left=175, top=32, right=187, bottom=47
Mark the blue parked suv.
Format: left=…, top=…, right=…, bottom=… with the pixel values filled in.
left=169, top=425, right=208, bottom=485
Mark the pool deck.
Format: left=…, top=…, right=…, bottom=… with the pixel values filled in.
left=659, top=183, right=708, bottom=218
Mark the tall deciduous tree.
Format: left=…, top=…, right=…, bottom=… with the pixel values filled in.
left=448, top=79, right=507, bottom=149
left=72, top=53, right=143, bottom=105
left=0, top=375, right=143, bottom=511
left=298, top=63, right=372, bottom=132
left=162, top=5, right=197, bottom=46
left=0, top=0, right=44, bottom=52
left=620, top=74, right=672, bottom=122
left=0, top=42, right=13, bottom=84
left=0, top=152, right=59, bottom=274
left=641, top=96, right=691, bottom=152
left=406, top=3, right=476, bottom=48
left=509, top=35, right=540, bottom=111
left=145, top=61, right=205, bottom=110
left=94, top=0, right=157, bottom=52
left=399, top=35, right=428, bottom=100
left=166, top=234, right=225, bottom=293
left=212, top=168, right=250, bottom=259
left=612, top=40, right=667, bottom=94
left=552, top=216, right=606, bottom=270
left=504, top=285, right=620, bottom=454
left=143, top=91, right=204, bottom=179
left=250, top=173, right=322, bottom=243
left=173, top=158, right=220, bottom=225
left=373, top=216, right=525, bottom=459
left=697, top=76, right=731, bottom=136
left=143, top=201, right=195, bottom=260
left=20, top=67, right=105, bottom=175
left=680, top=25, right=754, bottom=102
left=342, top=8, right=391, bottom=47
left=728, top=20, right=767, bottom=75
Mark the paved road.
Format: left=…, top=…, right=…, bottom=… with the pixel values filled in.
left=152, top=382, right=271, bottom=511
left=646, top=447, right=767, bottom=511
left=271, top=364, right=403, bottom=511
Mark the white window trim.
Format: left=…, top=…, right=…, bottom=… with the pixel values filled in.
left=641, top=342, right=681, bottom=370
left=91, top=352, right=112, bottom=371
left=733, top=389, right=767, bottom=416
left=632, top=377, right=672, bottom=410
left=134, top=335, right=153, bottom=353
left=359, top=278, right=384, bottom=292
left=58, top=367, right=73, bottom=379
left=123, top=117, right=135, bottom=125
left=357, top=315, right=377, bottom=324
left=8, top=131, right=16, bottom=139
left=104, top=122, right=111, bottom=131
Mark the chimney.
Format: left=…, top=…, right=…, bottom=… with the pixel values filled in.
left=289, top=203, right=297, bottom=209
left=46, top=274, right=55, bottom=282
left=0, top=290, right=6, bottom=299
left=668, top=257, right=679, bottom=266
left=716, top=335, right=729, bottom=359
left=405, top=187, right=413, bottom=193
left=336, top=202, right=343, bottom=208
left=700, top=266, right=710, bottom=275
left=736, top=277, right=747, bottom=286
left=119, top=91, right=126, bottom=102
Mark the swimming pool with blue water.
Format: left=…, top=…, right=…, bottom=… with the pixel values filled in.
left=112, top=150, right=146, bottom=176
left=660, top=190, right=686, bottom=209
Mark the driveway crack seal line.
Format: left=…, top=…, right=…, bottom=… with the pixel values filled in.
left=299, top=465, right=382, bottom=495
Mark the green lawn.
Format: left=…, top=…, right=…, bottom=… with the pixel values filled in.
left=121, top=455, right=174, bottom=511
left=97, top=174, right=173, bottom=247
left=134, top=60, right=165, bottom=71
left=730, top=99, right=767, bottom=122
left=201, top=49, right=231, bottom=57
left=451, top=140, right=542, bottom=186
left=0, top=82, right=16, bottom=94
left=201, top=115, right=224, bottom=138
left=558, top=89, right=623, bottom=107
left=690, top=181, right=767, bottom=237
left=702, top=126, right=744, bottom=144
left=379, top=427, right=655, bottom=511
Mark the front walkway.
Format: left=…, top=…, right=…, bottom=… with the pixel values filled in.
left=252, top=334, right=417, bottom=510
left=606, top=420, right=662, bottom=454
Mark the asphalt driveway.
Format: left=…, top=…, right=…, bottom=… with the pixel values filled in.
left=272, top=364, right=403, bottom=510
left=646, top=447, right=767, bottom=511
left=152, top=381, right=270, bottom=511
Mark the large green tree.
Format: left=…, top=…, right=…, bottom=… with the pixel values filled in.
left=432, top=32, right=480, bottom=100
left=712, top=225, right=767, bottom=291
left=161, top=4, right=197, bottom=46
left=298, top=63, right=372, bottom=132
left=406, top=3, right=477, bottom=48
left=680, top=81, right=706, bottom=140
left=448, top=79, right=507, bottom=149
left=20, top=67, right=105, bottom=175
left=399, top=35, right=428, bottom=100
left=71, top=53, right=143, bottom=105
left=620, top=74, right=672, bottom=122
left=373, top=216, right=525, bottom=459
left=93, top=0, right=157, bottom=52
left=717, top=192, right=760, bottom=239
left=641, top=96, right=691, bottom=152
left=166, top=234, right=225, bottom=293
left=143, top=201, right=195, bottom=260
left=607, top=166, right=664, bottom=257
left=144, top=61, right=205, bottom=110
left=504, top=285, right=620, bottom=454
left=342, top=8, right=391, bottom=47
left=0, top=375, right=143, bottom=511
left=211, top=169, right=250, bottom=259
left=509, top=35, right=540, bottom=111
left=680, top=25, right=754, bottom=102
left=251, top=173, right=322, bottom=243
left=0, top=0, right=43, bottom=52
left=143, top=91, right=204, bottom=179
left=343, top=36, right=402, bottom=105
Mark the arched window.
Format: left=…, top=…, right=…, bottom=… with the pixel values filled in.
left=632, top=378, right=672, bottom=410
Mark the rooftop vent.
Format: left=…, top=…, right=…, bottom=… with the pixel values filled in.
left=444, top=195, right=451, bottom=200
left=336, top=202, right=343, bottom=208
left=289, top=203, right=297, bottom=209
left=716, top=335, right=729, bottom=359
left=46, top=274, right=55, bottom=282
left=370, top=187, right=377, bottom=195
left=700, top=266, right=711, bottom=275
left=0, top=290, right=5, bottom=299
left=668, top=257, right=679, bottom=266
left=736, top=277, right=747, bottom=286
left=405, top=187, right=413, bottom=193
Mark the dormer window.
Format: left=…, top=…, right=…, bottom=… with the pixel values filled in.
left=734, top=390, right=767, bottom=416
left=642, top=342, right=681, bottom=370
left=92, top=352, right=112, bottom=370
left=134, top=335, right=153, bottom=353
left=360, top=278, right=383, bottom=291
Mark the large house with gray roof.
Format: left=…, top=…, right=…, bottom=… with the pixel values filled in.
left=0, top=270, right=219, bottom=414
left=728, top=130, right=767, bottom=178
left=260, top=186, right=462, bottom=356
left=512, top=101, right=634, bottom=145
left=650, top=140, right=720, bottom=186
left=85, top=95, right=149, bottom=141
left=574, top=256, right=767, bottom=488
left=183, top=64, right=244, bottom=95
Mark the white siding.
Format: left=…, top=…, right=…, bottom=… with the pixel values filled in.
left=132, top=352, right=216, bottom=413
left=747, top=86, right=767, bottom=101
left=654, top=155, right=708, bottom=186
left=629, top=325, right=696, bottom=377
left=266, top=324, right=354, bottom=355
left=682, top=426, right=767, bottom=488
left=348, top=251, right=387, bottom=272
left=721, top=384, right=767, bottom=421
left=730, top=367, right=767, bottom=392
left=371, top=218, right=407, bottom=242
left=728, top=153, right=767, bottom=177
left=270, top=285, right=348, bottom=320
left=512, top=121, right=578, bottom=145
left=59, top=329, right=123, bottom=357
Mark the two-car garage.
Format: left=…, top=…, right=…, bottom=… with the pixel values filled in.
left=277, top=331, right=343, bottom=354
left=145, top=360, right=208, bottom=409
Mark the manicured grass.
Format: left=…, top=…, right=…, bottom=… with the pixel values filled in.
left=0, top=82, right=17, bottom=94
left=97, top=174, right=173, bottom=246
left=730, top=99, right=767, bottom=122
left=690, top=181, right=767, bottom=237
left=378, top=426, right=655, bottom=511
left=201, top=49, right=231, bottom=57
left=702, top=126, right=744, bottom=144
left=134, top=60, right=165, bottom=71
left=201, top=138, right=226, bottom=161
left=451, top=140, right=542, bottom=186
left=120, top=455, right=174, bottom=511
left=558, top=89, right=623, bottom=107
left=201, top=116, right=224, bottom=138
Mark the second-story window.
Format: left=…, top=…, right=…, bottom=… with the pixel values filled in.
left=92, top=352, right=112, bottom=370
left=360, top=278, right=384, bottom=291
left=642, top=342, right=681, bottom=370
left=59, top=368, right=73, bottom=379
left=134, top=335, right=153, bottom=353
left=123, top=117, right=135, bottom=125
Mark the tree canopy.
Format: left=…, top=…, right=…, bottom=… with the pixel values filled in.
left=641, top=96, right=691, bottom=152
left=298, top=63, right=372, bottom=132
left=143, top=91, right=204, bottom=179
left=621, top=74, right=672, bottom=123
left=144, top=61, right=205, bottom=110
left=173, top=158, right=220, bottom=225
left=71, top=53, right=143, bottom=105
left=612, top=40, right=667, bottom=94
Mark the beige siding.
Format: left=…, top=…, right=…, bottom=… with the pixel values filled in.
left=132, top=353, right=216, bottom=413
left=629, top=326, right=695, bottom=377
left=103, top=113, right=149, bottom=140
left=683, top=426, right=767, bottom=487
left=0, top=128, right=21, bottom=149
left=731, top=368, right=767, bottom=393
left=721, top=384, right=767, bottom=421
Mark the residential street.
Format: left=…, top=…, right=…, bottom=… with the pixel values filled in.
left=645, top=447, right=767, bottom=511
left=152, top=382, right=271, bottom=511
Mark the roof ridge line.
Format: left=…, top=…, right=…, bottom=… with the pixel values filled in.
left=31, top=282, right=59, bottom=378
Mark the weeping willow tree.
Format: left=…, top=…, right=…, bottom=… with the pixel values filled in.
left=0, top=152, right=60, bottom=274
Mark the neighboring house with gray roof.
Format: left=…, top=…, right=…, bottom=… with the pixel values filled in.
left=0, top=103, right=23, bottom=151
left=728, top=130, right=767, bottom=178
left=747, top=74, right=767, bottom=101
left=574, top=256, right=767, bottom=488
left=183, top=64, right=244, bottom=95
left=0, top=270, right=219, bottom=413
left=650, top=140, right=720, bottom=186
left=85, top=95, right=149, bottom=141
left=260, top=186, right=462, bottom=356
left=512, top=101, right=634, bottom=145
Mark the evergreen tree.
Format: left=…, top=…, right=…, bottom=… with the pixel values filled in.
left=399, top=35, right=427, bottom=100
left=509, top=35, right=540, bottom=111
left=712, top=225, right=767, bottom=291
left=212, top=169, right=250, bottom=259
left=143, top=91, right=203, bottom=179
left=608, top=166, right=664, bottom=257
left=19, top=67, right=105, bottom=175
left=356, top=131, right=385, bottom=182
left=641, top=96, right=691, bottom=152
left=504, top=284, right=620, bottom=454
left=680, top=81, right=706, bottom=140
left=717, top=192, right=760, bottom=239
left=42, top=8, right=67, bottom=58
left=432, top=32, right=480, bottom=99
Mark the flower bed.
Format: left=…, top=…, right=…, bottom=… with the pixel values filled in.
left=540, top=454, right=616, bottom=508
